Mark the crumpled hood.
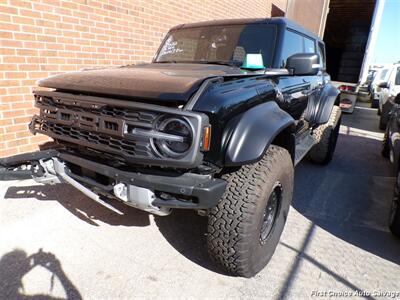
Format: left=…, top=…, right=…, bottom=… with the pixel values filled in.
left=38, top=63, right=247, bottom=103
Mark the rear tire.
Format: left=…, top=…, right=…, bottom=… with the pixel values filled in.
left=379, top=114, right=387, bottom=130
left=379, top=104, right=390, bottom=130
left=371, top=98, right=379, bottom=109
left=382, top=129, right=390, bottom=158
left=389, top=172, right=400, bottom=237
left=308, top=106, right=341, bottom=165
left=207, top=145, right=294, bottom=277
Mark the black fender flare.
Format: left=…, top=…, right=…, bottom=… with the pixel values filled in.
left=305, top=83, right=340, bottom=125
left=225, top=101, right=295, bottom=166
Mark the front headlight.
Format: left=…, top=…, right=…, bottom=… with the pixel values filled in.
left=154, top=117, right=193, bottom=158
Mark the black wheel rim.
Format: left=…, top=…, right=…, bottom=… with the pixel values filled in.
left=260, top=183, right=282, bottom=244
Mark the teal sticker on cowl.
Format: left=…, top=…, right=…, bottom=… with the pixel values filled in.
left=241, top=54, right=265, bottom=70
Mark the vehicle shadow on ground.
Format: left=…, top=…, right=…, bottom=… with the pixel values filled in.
left=277, top=223, right=377, bottom=300
left=154, top=211, right=225, bottom=274
left=4, top=184, right=223, bottom=274
left=4, top=184, right=151, bottom=227
left=278, top=117, right=400, bottom=298
left=293, top=130, right=400, bottom=267
left=0, top=248, right=82, bottom=300
left=4, top=184, right=221, bottom=273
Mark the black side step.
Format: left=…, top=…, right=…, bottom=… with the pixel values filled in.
left=294, top=132, right=315, bottom=166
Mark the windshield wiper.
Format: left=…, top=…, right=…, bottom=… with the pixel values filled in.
left=154, top=60, right=241, bottom=67
left=192, top=60, right=240, bottom=67
left=203, top=61, right=239, bottom=67
left=155, top=60, right=178, bottom=63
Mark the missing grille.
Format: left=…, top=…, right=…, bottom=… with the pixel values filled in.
left=104, top=120, right=118, bottom=131
left=61, top=113, right=71, bottom=120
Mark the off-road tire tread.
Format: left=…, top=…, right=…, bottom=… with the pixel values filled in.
left=379, top=115, right=387, bottom=130
left=382, top=130, right=390, bottom=158
left=389, top=202, right=400, bottom=237
left=390, top=175, right=400, bottom=237
left=379, top=105, right=389, bottom=130
left=207, top=145, right=292, bottom=277
left=371, top=98, right=379, bottom=109
left=309, top=105, right=341, bottom=164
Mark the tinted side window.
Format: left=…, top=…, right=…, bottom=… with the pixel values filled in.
left=304, top=36, right=315, bottom=53
left=281, top=30, right=317, bottom=67
left=317, top=42, right=326, bottom=69
left=395, top=67, right=400, bottom=85
left=280, top=30, right=303, bottom=67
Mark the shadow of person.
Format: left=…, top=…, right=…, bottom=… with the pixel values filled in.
left=5, top=184, right=151, bottom=227
left=0, top=249, right=82, bottom=300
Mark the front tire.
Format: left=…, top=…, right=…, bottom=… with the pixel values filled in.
left=207, top=145, right=294, bottom=277
left=308, top=105, right=341, bottom=165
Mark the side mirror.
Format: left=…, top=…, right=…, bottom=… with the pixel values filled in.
left=286, top=53, right=320, bottom=76
left=377, top=81, right=389, bottom=88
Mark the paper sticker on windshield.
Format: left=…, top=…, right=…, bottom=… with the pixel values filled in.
left=159, top=37, right=183, bottom=56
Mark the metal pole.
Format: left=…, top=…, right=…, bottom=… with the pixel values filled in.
left=359, top=0, right=385, bottom=84
left=319, top=0, right=330, bottom=39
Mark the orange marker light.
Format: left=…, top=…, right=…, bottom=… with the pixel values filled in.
left=202, top=125, right=211, bottom=151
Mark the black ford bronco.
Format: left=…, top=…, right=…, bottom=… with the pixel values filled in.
left=0, top=18, right=341, bottom=277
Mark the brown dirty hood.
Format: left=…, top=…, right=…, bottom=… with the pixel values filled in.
left=38, top=63, right=244, bottom=103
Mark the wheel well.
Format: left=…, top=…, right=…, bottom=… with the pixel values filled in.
left=271, top=126, right=296, bottom=163
left=220, top=126, right=295, bottom=174
left=334, top=95, right=340, bottom=106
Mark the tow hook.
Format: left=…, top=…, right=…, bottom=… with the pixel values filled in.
left=113, top=182, right=171, bottom=216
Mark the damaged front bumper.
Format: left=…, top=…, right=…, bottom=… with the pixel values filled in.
left=0, top=150, right=226, bottom=216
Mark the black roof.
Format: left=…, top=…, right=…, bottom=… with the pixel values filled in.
left=170, top=17, right=321, bottom=42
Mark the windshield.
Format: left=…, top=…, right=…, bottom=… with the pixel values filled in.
left=395, top=67, right=400, bottom=85
left=379, top=69, right=388, bottom=80
left=155, top=24, right=277, bottom=68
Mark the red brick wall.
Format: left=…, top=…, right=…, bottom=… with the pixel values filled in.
left=0, top=0, right=287, bottom=157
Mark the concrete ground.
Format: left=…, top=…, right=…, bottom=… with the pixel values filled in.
left=1, top=105, right=400, bottom=299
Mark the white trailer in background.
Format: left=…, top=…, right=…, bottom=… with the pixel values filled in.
left=286, top=0, right=386, bottom=111
left=286, top=0, right=382, bottom=85
left=359, top=0, right=385, bottom=85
